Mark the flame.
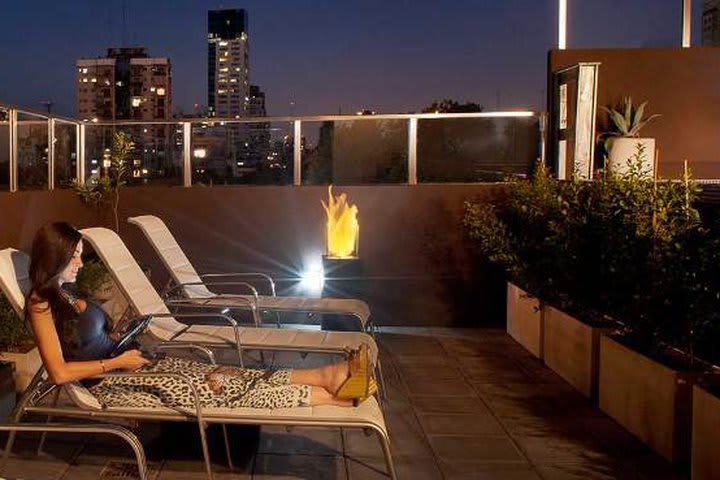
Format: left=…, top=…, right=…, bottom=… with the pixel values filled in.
left=322, top=185, right=359, bottom=258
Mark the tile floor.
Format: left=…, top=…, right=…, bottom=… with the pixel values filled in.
left=0, top=328, right=688, bottom=479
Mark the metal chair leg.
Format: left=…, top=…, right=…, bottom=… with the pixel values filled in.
left=198, top=421, right=214, bottom=480
left=36, top=388, right=61, bottom=455
left=2, top=368, right=47, bottom=468
left=375, top=428, right=397, bottom=480
left=221, top=425, right=234, bottom=471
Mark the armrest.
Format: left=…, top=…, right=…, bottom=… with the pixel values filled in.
left=200, top=272, right=276, bottom=296
left=165, top=297, right=261, bottom=327
left=165, top=281, right=260, bottom=301
left=151, top=312, right=247, bottom=366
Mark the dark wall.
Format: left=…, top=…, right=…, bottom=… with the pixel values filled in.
left=0, top=184, right=507, bottom=327
left=549, top=48, right=720, bottom=178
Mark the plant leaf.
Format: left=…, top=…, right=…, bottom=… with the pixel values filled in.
left=633, top=101, right=647, bottom=130
left=624, top=97, right=633, bottom=131
left=610, top=110, right=629, bottom=135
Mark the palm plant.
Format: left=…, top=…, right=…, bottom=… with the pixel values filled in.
left=601, top=97, right=660, bottom=138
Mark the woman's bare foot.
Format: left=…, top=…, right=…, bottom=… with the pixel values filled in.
left=310, top=386, right=353, bottom=407
left=323, top=361, right=351, bottom=395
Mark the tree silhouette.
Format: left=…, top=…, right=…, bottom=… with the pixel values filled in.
left=422, top=99, right=484, bottom=113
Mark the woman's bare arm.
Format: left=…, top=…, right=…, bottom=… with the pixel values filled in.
left=28, top=299, right=149, bottom=384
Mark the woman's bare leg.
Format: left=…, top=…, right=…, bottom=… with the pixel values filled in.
left=290, top=362, right=348, bottom=395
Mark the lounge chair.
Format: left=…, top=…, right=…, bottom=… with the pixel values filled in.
left=80, top=227, right=380, bottom=367
left=0, top=247, right=397, bottom=480
left=127, top=215, right=372, bottom=332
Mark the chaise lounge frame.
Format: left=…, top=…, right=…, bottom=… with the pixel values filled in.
left=0, top=247, right=397, bottom=480
left=127, top=215, right=373, bottom=332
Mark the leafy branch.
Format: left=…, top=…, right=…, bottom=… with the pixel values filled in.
left=72, top=131, right=134, bottom=232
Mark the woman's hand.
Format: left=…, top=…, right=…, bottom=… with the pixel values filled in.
left=111, top=349, right=152, bottom=371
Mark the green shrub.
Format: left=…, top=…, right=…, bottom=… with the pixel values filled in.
left=464, top=155, right=720, bottom=366
left=0, top=295, right=33, bottom=351
left=75, top=260, right=110, bottom=298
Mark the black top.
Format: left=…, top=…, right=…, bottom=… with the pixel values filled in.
left=61, top=300, right=118, bottom=362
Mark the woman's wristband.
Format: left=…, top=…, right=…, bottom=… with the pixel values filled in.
left=100, top=360, right=106, bottom=373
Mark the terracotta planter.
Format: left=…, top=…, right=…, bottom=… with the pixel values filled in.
left=506, top=282, right=543, bottom=358
left=692, top=385, right=720, bottom=480
left=599, top=335, right=696, bottom=463
left=543, top=306, right=614, bottom=399
left=0, top=346, right=41, bottom=393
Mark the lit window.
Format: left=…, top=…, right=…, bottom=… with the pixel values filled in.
left=219, top=41, right=228, bottom=47
left=157, top=88, right=165, bottom=96
left=82, top=78, right=88, bottom=83
left=132, top=97, right=142, bottom=107
left=81, top=68, right=88, bottom=74
left=91, top=78, right=97, bottom=83
left=150, top=87, right=156, bottom=92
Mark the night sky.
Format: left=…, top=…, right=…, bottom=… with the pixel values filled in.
left=0, top=0, right=701, bottom=117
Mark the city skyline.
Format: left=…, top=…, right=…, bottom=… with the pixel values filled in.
left=0, top=0, right=703, bottom=117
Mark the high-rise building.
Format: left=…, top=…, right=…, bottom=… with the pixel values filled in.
left=703, top=0, right=720, bottom=46
left=76, top=47, right=172, bottom=121
left=76, top=48, right=173, bottom=182
left=245, top=84, right=270, bottom=169
left=207, top=8, right=250, bottom=118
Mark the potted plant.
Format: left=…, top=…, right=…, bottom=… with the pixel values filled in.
left=600, top=97, right=660, bottom=178
left=464, top=163, right=576, bottom=359
left=73, top=130, right=133, bottom=233
left=692, top=380, right=720, bottom=480
left=465, top=163, right=618, bottom=394
left=75, top=257, right=113, bottom=302
left=0, top=294, right=40, bottom=393
left=597, top=161, right=720, bottom=463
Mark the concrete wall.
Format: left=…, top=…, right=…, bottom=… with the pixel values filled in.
left=548, top=48, right=720, bottom=178
left=0, top=184, right=507, bottom=327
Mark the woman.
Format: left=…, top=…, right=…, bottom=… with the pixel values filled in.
left=26, top=222, right=376, bottom=409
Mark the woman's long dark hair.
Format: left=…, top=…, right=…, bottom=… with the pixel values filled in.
left=26, top=222, right=82, bottom=332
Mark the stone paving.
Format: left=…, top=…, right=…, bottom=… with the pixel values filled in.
left=0, top=327, right=688, bottom=479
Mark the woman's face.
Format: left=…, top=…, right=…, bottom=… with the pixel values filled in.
left=58, top=240, right=83, bottom=285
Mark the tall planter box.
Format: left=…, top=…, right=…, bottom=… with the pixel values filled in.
left=0, top=346, right=41, bottom=393
left=506, top=282, right=543, bottom=358
left=599, top=335, right=695, bottom=463
left=543, top=306, right=613, bottom=399
left=692, top=385, right=720, bottom=480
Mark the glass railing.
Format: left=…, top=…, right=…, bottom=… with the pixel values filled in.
left=0, top=102, right=544, bottom=191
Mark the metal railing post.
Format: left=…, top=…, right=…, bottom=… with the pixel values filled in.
left=76, top=123, right=85, bottom=184
left=48, top=118, right=55, bottom=190
left=682, top=0, right=692, bottom=48
left=293, top=120, right=302, bottom=186
left=182, top=122, right=191, bottom=187
left=407, top=117, right=418, bottom=185
left=9, top=109, right=17, bottom=192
